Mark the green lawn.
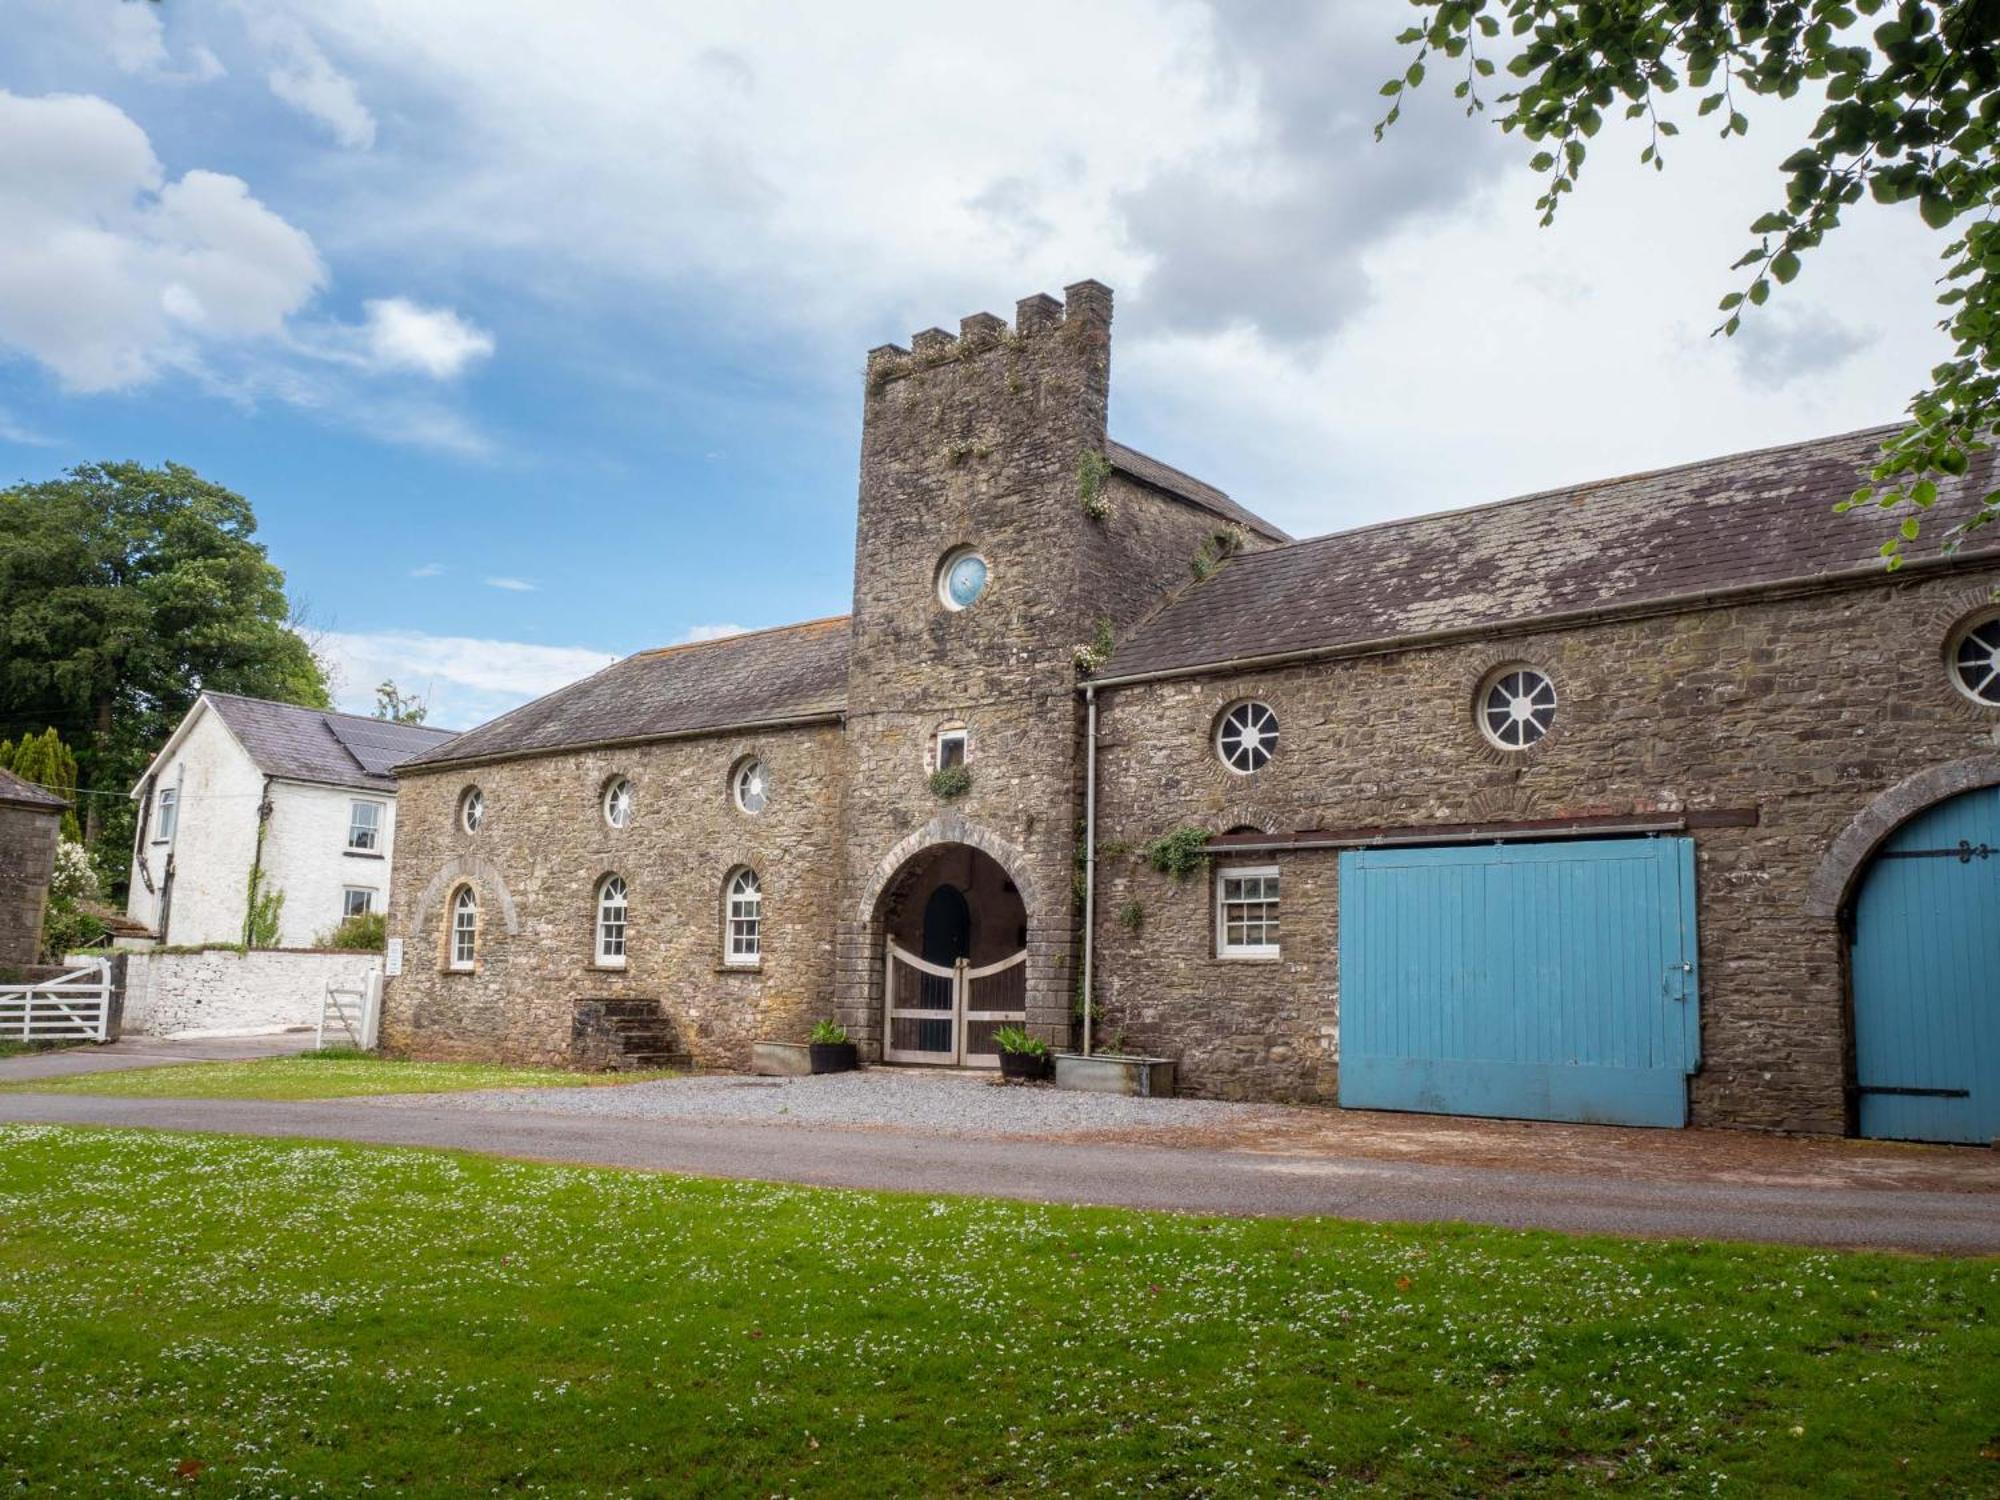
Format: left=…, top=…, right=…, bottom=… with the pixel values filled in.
left=0, top=1051, right=679, bottom=1100
left=0, top=1128, right=1993, bottom=1496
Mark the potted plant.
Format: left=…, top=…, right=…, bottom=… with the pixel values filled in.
left=993, top=1025, right=1050, bottom=1082
left=807, top=1018, right=859, bottom=1074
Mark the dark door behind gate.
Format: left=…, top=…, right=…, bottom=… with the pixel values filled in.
left=1849, top=786, right=1999, bottom=1145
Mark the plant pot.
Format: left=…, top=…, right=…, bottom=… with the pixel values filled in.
left=999, top=1050, right=1050, bottom=1082
left=808, top=1041, right=859, bottom=1074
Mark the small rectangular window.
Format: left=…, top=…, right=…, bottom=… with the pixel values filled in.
left=936, top=728, right=967, bottom=771
left=1216, top=865, right=1280, bottom=959
left=342, top=887, right=375, bottom=919
left=347, top=801, right=382, bottom=851
left=154, top=786, right=178, bottom=843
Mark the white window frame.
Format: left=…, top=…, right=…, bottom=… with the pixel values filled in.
left=449, top=885, right=478, bottom=971
left=935, top=725, right=968, bottom=771
left=603, top=778, right=634, bottom=829
left=732, top=758, right=768, bottom=815
left=342, top=887, right=375, bottom=919
left=1215, top=701, right=1279, bottom=774
left=460, top=786, right=485, bottom=834
left=1478, top=665, right=1558, bottom=751
left=347, top=800, right=384, bottom=852
left=1948, top=610, right=2000, bottom=706
left=153, top=784, right=179, bottom=843
left=724, top=868, right=761, bottom=966
left=1215, top=864, right=1281, bottom=960
left=596, top=875, right=628, bottom=968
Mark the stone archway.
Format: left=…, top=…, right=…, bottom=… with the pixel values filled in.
left=412, top=853, right=523, bottom=937
left=836, top=812, right=1062, bottom=1062
left=1805, top=754, right=2000, bottom=919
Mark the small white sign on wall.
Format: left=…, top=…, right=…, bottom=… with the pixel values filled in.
left=385, top=938, right=404, bottom=977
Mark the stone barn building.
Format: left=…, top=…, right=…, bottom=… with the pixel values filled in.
left=383, top=281, right=2000, bottom=1143
left=0, top=767, right=66, bottom=969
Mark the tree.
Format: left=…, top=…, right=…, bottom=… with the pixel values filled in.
left=0, top=729, right=81, bottom=841
left=373, top=679, right=429, bottom=725
left=1380, top=0, right=2000, bottom=563
left=0, top=462, right=328, bottom=882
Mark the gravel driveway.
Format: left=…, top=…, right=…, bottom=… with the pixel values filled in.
left=372, top=1066, right=1285, bottom=1138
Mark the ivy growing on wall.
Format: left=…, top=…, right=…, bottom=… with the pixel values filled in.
left=1077, top=450, right=1112, bottom=521
left=1142, top=827, right=1211, bottom=882
left=928, top=764, right=973, bottom=800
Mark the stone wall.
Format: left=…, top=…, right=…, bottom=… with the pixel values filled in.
left=0, top=800, right=60, bottom=968
left=382, top=722, right=846, bottom=1068
left=1089, top=566, right=2000, bottom=1131
left=120, top=947, right=381, bottom=1036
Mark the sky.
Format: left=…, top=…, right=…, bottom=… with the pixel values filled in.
left=0, top=0, right=1950, bottom=729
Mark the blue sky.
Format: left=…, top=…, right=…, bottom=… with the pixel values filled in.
left=1, top=1, right=1950, bottom=728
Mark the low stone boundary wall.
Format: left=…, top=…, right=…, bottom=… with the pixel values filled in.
left=117, top=948, right=384, bottom=1038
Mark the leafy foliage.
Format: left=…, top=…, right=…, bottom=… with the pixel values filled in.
left=928, top=763, right=973, bottom=800
left=0, top=729, right=80, bottom=841
left=40, top=840, right=105, bottom=962
left=991, top=1023, right=1049, bottom=1056
left=1190, top=525, right=1245, bottom=583
left=372, top=680, right=429, bottom=725
left=1380, top=0, right=2000, bottom=562
left=0, top=462, right=328, bottom=887
left=1072, top=615, right=1115, bottom=675
left=314, top=911, right=386, bottom=952
left=1077, top=449, right=1114, bottom=521
left=1142, top=826, right=1211, bottom=882
left=244, top=867, right=285, bottom=950
left=1117, top=898, right=1146, bottom=932
left=809, top=1018, right=849, bottom=1045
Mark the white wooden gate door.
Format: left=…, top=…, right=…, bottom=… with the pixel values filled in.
left=883, top=943, right=1027, bottom=1068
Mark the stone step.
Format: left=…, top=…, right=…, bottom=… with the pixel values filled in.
left=616, top=1051, right=691, bottom=1071
left=582, top=998, right=663, bottom=1019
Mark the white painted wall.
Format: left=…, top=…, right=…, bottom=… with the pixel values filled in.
left=119, top=947, right=384, bottom=1037
left=125, top=699, right=406, bottom=949
left=261, top=780, right=397, bottom=947
left=126, top=707, right=264, bottom=947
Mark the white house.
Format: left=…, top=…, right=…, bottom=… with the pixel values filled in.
left=127, top=693, right=457, bottom=948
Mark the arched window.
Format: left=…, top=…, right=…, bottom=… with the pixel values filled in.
left=449, top=885, right=478, bottom=971
left=596, top=875, right=628, bottom=967
left=724, top=868, right=761, bottom=966
left=603, top=778, right=634, bottom=829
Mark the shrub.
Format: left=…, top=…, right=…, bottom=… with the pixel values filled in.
left=928, top=764, right=972, bottom=800
left=1142, top=827, right=1211, bottom=882
left=40, top=841, right=105, bottom=961
left=1117, top=899, right=1145, bottom=932
left=316, top=911, right=386, bottom=951
left=809, top=1019, right=848, bottom=1045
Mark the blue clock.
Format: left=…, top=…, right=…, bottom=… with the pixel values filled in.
left=941, top=550, right=989, bottom=610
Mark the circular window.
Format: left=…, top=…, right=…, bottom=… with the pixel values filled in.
left=1480, top=666, right=1558, bottom=750
left=603, top=777, right=633, bottom=829
left=1948, top=611, right=2000, bottom=705
left=459, top=786, right=485, bottom=833
left=937, top=548, right=990, bottom=611
left=733, top=758, right=769, bottom=814
left=1215, top=701, right=1279, bottom=774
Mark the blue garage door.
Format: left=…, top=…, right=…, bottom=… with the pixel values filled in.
left=1850, top=786, right=1998, bottom=1145
left=1338, top=837, right=1699, bottom=1128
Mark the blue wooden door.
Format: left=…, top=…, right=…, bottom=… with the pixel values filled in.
left=1338, top=837, right=1699, bottom=1127
left=1849, top=786, right=1999, bottom=1145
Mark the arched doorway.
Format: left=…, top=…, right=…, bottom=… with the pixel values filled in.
left=878, top=842, right=1028, bottom=1067
left=1849, top=784, right=1998, bottom=1144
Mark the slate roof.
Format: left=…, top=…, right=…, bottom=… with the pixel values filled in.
left=0, top=765, right=67, bottom=811
left=202, top=693, right=460, bottom=792
left=1101, top=425, right=2000, bottom=681
left=406, top=617, right=851, bottom=769
left=1107, top=440, right=1291, bottom=542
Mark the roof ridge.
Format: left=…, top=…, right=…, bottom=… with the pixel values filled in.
left=1257, top=422, right=1905, bottom=561
left=631, top=615, right=851, bottom=661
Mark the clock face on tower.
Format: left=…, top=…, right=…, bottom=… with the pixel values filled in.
left=938, top=548, right=989, bottom=611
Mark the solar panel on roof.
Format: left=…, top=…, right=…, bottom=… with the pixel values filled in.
left=323, top=715, right=454, bottom=775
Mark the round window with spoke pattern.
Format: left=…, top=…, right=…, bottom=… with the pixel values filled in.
left=733, top=758, right=769, bottom=814
left=603, top=778, right=633, bottom=829
left=1949, top=612, right=2000, bottom=706
left=1480, top=666, right=1557, bottom=750
left=459, top=786, right=485, bottom=833
left=1215, top=701, right=1279, bottom=774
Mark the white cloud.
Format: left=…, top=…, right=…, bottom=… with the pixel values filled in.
left=358, top=297, right=494, bottom=377
left=484, top=576, right=536, bottom=592
left=319, top=629, right=617, bottom=728
left=674, top=623, right=747, bottom=643
left=0, top=405, right=55, bottom=446
left=408, top=562, right=446, bottom=578
left=0, top=90, right=325, bottom=392
left=245, top=13, right=375, bottom=148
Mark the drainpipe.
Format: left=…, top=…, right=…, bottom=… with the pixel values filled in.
left=1082, top=683, right=1097, bottom=1056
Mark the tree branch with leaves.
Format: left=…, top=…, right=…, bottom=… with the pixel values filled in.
left=1380, top=0, right=2000, bottom=565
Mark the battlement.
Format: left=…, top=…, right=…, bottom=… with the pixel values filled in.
left=866, top=280, right=1112, bottom=388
